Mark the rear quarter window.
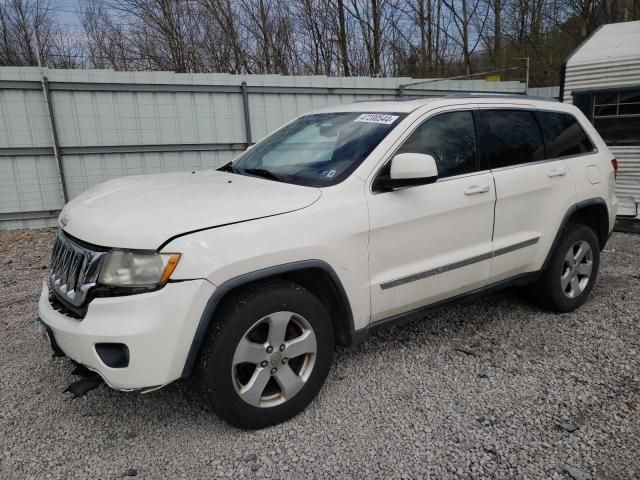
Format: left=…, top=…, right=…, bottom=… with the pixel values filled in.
left=537, top=111, right=595, bottom=158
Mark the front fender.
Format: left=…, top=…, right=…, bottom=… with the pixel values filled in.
left=179, top=259, right=354, bottom=377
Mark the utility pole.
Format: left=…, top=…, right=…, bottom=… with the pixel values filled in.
left=512, top=57, right=529, bottom=94
left=33, top=4, right=69, bottom=203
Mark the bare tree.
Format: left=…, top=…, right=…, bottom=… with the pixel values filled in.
left=296, top=0, right=337, bottom=75
left=442, top=0, right=490, bottom=76
left=80, top=0, right=132, bottom=69
left=105, top=0, right=203, bottom=72
left=198, top=0, right=247, bottom=73
left=1, top=0, right=638, bottom=87
left=335, top=0, right=351, bottom=75
left=235, top=0, right=297, bottom=74
left=345, top=0, right=383, bottom=76
left=0, top=0, right=57, bottom=66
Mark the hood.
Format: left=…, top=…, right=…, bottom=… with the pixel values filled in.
left=60, top=170, right=321, bottom=250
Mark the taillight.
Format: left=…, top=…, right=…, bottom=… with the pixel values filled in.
left=611, top=158, right=618, bottom=179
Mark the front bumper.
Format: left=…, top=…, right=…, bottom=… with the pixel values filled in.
left=38, top=279, right=216, bottom=390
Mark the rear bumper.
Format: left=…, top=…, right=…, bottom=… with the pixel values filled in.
left=38, top=279, right=215, bottom=390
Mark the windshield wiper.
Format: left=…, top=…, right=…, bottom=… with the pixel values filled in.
left=217, top=161, right=238, bottom=173
left=242, top=168, right=286, bottom=183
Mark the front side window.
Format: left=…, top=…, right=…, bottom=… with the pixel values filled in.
left=396, top=111, right=477, bottom=178
left=230, top=112, right=405, bottom=187
left=537, top=111, right=595, bottom=157
left=478, top=110, right=545, bottom=168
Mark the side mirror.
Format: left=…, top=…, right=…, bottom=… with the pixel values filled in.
left=376, top=153, right=438, bottom=191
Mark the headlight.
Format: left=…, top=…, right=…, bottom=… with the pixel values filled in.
left=99, top=251, right=181, bottom=288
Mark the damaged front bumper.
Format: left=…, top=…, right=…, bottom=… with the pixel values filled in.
left=37, top=279, right=216, bottom=391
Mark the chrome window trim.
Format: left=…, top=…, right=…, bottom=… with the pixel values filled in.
left=369, top=105, right=601, bottom=192
left=432, top=169, right=492, bottom=183
left=489, top=149, right=599, bottom=173
left=477, top=107, right=599, bottom=168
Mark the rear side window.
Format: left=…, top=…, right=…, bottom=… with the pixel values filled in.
left=478, top=110, right=545, bottom=168
left=537, top=111, right=595, bottom=157
left=396, top=111, right=477, bottom=178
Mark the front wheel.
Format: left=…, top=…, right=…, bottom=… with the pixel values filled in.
left=195, top=279, right=334, bottom=429
left=529, top=223, right=600, bottom=312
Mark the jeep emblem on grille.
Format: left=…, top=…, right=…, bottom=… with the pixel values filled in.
left=60, top=214, right=69, bottom=227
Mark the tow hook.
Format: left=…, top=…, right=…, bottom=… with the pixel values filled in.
left=64, top=364, right=102, bottom=398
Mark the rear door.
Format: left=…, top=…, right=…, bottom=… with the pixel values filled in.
left=477, top=108, right=577, bottom=282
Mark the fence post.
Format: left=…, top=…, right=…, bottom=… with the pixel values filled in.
left=241, top=81, right=252, bottom=146
left=41, top=76, right=68, bottom=203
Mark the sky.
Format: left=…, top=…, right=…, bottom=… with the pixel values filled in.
left=53, top=0, right=83, bottom=31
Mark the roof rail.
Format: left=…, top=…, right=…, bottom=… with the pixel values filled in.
left=444, top=92, right=554, bottom=101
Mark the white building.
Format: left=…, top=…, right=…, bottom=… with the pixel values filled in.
left=560, top=20, right=640, bottom=218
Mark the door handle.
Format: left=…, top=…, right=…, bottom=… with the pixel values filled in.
left=548, top=168, right=567, bottom=178
left=464, top=184, right=490, bottom=195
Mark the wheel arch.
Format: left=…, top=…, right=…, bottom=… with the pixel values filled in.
left=181, top=260, right=355, bottom=378
left=543, top=197, right=609, bottom=270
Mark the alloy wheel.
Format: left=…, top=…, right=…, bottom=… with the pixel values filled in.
left=561, top=240, right=593, bottom=299
left=231, top=311, right=317, bottom=408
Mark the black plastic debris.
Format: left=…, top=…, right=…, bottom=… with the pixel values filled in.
left=70, top=364, right=92, bottom=377
left=64, top=364, right=102, bottom=398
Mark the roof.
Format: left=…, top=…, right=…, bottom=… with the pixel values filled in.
left=567, top=21, right=640, bottom=66
left=309, top=93, right=564, bottom=114
left=310, top=97, right=440, bottom=113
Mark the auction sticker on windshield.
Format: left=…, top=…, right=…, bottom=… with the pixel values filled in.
left=354, top=114, right=399, bottom=124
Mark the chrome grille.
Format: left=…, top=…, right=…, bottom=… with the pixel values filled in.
left=49, top=231, right=106, bottom=308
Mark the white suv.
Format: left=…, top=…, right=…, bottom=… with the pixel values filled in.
left=38, top=95, right=618, bottom=428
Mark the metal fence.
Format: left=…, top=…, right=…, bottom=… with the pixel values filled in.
left=0, top=67, right=532, bottom=229
left=527, top=86, right=560, bottom=99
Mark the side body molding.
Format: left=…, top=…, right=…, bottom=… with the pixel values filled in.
left=181, top=260, right=354, bottom=378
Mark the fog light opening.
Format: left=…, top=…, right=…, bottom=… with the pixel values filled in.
left=95, top=343, right=130, bottom=368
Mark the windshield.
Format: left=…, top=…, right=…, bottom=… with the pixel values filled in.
left=229, top=112, right=406, bottom=187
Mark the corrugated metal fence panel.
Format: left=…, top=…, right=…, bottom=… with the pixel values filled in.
left=0, top=70, right=62, bottom=222
left=62, top=150, right=236, bottom=199
left=0, top=154, right=64, bottom=212
left=0, top=87, right=51, bottom=148
left=0, top=67, right=526, bottom=229
left=610, top=146, right=640, bottom=216
left=51, top=90, right=246, bottom=146
left=527, top=86, right=560, bottom=99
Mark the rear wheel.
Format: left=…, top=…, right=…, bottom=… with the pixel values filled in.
left=529, top=223, right=600, bottom=312
left=195, top=279, right=334, bottom=429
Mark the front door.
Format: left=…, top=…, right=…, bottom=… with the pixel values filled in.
left=367, top=110, right=496, bottom=322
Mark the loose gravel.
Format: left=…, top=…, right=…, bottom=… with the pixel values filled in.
left=1, top=228, right=638, bottom=480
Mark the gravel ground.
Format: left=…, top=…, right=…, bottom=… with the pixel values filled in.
left=1, top=228, right=639, bottom=480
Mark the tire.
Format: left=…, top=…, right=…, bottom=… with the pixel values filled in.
left=195, top=279, right=334, bottom=429
left=529, top=222, right=600, bottom=312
